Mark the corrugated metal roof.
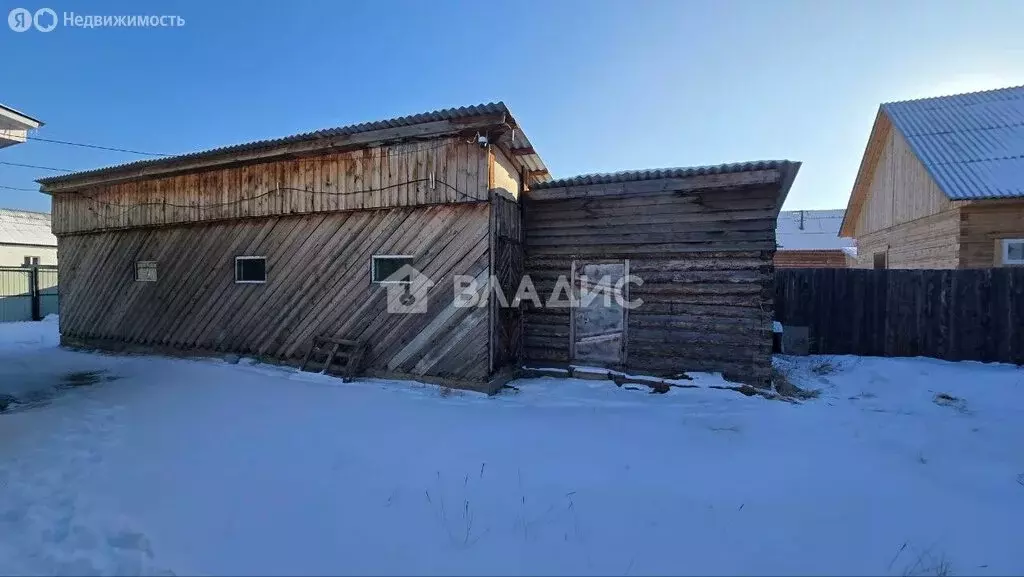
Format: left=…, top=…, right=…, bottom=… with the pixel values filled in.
left=0, top=208, right=56, bottom=247
left=776, top=209, right=856, bottom=251
left=0, top=103, right=43, bottom=126
left=532, top=160, right=792, bottom=189
left=38, top=102, right=549, bottom=187
left=882, top=86, right=1024, bottom=200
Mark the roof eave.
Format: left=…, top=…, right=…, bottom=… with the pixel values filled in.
left=0, top=104, right=43, bottom=129
left=839, top=107, right=889, bottom=237
left=39, top=103, right=538, bottom=193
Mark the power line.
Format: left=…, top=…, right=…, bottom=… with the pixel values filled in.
left=0, top=184, right=38, bottom=192
left=0, top=160, right=74, bottom=172
left=26, top=136, right=170, bottom=157
left=25, top=129, right=476, bottom=159
left=81, top=178, right=480, bottom=225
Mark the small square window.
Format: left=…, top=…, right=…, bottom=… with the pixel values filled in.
left=371, top=255, right=414, bottom=284
left=235, top=256, right=267, bottom=283
left=1003, top=239, right=1024, bottom=265
left=23, top=256, right=39, bottom=266
left=135, top=261, right=158, bottom=282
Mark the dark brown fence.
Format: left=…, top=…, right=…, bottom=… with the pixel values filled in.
left=774, top=268, right=1024, bottom=364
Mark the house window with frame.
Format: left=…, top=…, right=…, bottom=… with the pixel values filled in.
left=235, top=256, right=267, bottom=284
left=23, top=256, right=39, bottom=266
left=872, top=251, right=887, bottom=270
left=371, top=255, right=414, bottom=284
left=1002, top=239, right=1024, bottom=266
left=135, top=261, right=158, bottom=282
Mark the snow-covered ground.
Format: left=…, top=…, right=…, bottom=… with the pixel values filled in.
left=1, top=319, right=1022, bottom=576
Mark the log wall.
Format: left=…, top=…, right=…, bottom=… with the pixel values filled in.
left=850, top=209, right=961, bottom=269
left=959, top=201, right=1024, bottom=268
left=522, top=181, right=781, bottom=386
left=774, top=249, right=850, bottom=268
left=51, top=138, right=488, bottom=236
left=57, top=203, right=494, bottom=383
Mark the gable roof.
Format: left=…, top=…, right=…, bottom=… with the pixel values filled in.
left=841, top=85, right=1024, bottom=236
left=884, top=86, right=1024, bottom=200
left=0, top=208, right=56, bottom=247
left=776, top=209, right=855, bottom=251
left=38, top=102, right=548, bottom=192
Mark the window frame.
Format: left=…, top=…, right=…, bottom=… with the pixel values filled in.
left=23, top=256, right=39, bottom=266
left=135, top=260, right=158, bottom=282
left=1002, top=238, right=1024, bottom=265
left=371, top=254, right=415, bottom=285
left=234, top=256, right=268, bottom=284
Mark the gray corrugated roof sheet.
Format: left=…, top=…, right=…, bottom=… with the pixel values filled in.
left=776, top=209, right=855, bottom=250
left=882, top=86, right=1024, bottom=200
left=38, top=102, right=548, bottom=187
left=532, top=160, right=792, bottom=189
left=0, top=208, right=56, bottom=247
left=0, top=103, right=43, bottom=126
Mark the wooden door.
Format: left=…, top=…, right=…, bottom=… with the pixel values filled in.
left=570, top=260, right=628, bottom=365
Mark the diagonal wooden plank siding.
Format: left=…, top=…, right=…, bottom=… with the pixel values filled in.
left=51, top=139, right=489, bottom=236
left=58, top=203, right=492, bottom=381
left=523, top=183, right=781, bottom=386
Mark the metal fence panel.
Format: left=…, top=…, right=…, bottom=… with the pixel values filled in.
left=38, top=268, right=59, bottom=319
left=0, top=267, right=32, bottom=322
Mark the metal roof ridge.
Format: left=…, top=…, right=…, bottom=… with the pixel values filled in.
left=882, top=85, right=1024, bottom=107
left=37, top=101, right=514, bottom=186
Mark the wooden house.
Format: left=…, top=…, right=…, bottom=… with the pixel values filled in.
left=522, top=162, right=800, bottom=386
left=774, top=209, right=855, bottom=268
left=39, top=103, right=799, bottom=390
left=0, top=208, right=57, bottom=267
left=38, top=104, right=543, bottom=390
left=841, top=86, right=1024, bottom=268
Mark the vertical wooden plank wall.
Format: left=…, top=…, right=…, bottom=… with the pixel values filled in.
left=522, top=181, right=781, bottom=386
left=50, top=138, right=488, bottom=236
left=490, top=192, right=523, bottom=370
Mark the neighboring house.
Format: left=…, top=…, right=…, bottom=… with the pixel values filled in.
left=775, top=209, right=856, bottom=268
left=0, top=208, right=57, bottom=267
left=0, top=103, right=43, bottom=148
left=38, top=103, right=799, bottom=390
left=0, top=208, right=58, bottom=323
left=841, top=86, right=1024, bottom=269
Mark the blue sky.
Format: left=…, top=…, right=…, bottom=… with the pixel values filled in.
left=1, top=0, right=1022, bottom=213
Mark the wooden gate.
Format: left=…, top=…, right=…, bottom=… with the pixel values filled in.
left=570, top=260, right=629, bottom=365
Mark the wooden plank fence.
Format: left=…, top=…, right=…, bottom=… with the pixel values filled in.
left=775, top=268, right=1024, bottom=364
